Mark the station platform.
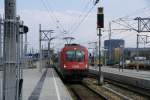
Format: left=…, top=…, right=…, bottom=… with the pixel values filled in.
left=0, top=67, right=72, bottom=100
left=23, top=68, right=72, bottom=100
left=89, top=66, right=150, bottom=90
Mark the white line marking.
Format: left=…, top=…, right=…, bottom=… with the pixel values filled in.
left=103, top=86, right=132, bottom=100
left=0, top=79, right=2, bottom=99
left=52, top=69, right=61, bottom=100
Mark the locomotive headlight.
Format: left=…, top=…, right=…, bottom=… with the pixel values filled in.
left=64, top=65, right=67, bottom=68
left=85, top=64, right=88, bottom=68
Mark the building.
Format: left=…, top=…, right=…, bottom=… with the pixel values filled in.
left=124, top=48, right=150, bottom=60
left=104, top=39, right=125, bottom=65
left=104, top=39, right=125, bottom=50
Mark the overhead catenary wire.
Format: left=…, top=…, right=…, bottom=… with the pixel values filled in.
left=68, top=0, right=100, bottom=34
left=110, top=16, right=150, bottom=41
left=110, top=5, right=150, bottom=34
left=112, top=20, right=137, bottom=31
left=40, top=0, right=99, bottom=42
left=41, top=0, right=89, bottom=40
left=68, top=0, right=92, bottom=34
left=41, top=0, right=74, bottom=41
left=45, top=1, right=150, bottom=49
left=45, top=0, right=67, bottom=33
left=113, top=6, right=150, bottom=22
left=112, top=6, right=150, bottom=28
left=40, top=0, right=65, bottom=34
left=41, top=0, right=77, bottom=37
left=69, top=5, right=95, bottom=34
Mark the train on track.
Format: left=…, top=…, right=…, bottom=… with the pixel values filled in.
left=54, top=44, right=89, bottom=81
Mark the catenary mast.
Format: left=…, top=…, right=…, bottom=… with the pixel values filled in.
left=3, top=0, right=17, bottom=100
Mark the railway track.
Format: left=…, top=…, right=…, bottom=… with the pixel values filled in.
left=67, top=83, right=107, bottom=100
left=55, top=68, right=107, bottom=100
left=105, top=79, right=150, bottom=99
left=56, top=67, right=149, bottom=100
left=86, top=73, right=150, bottom=100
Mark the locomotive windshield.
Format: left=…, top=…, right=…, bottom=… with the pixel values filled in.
left=66, top=50, right=85, bottom=62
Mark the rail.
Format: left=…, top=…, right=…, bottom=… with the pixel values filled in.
left=67, top=83, right=107, bottom=100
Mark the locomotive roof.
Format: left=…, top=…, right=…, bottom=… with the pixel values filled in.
left=62, top=44, right=87, bottom=51
left=64, top=44, right=85, bottom=47
left=65, top=44, right=80, bottom=46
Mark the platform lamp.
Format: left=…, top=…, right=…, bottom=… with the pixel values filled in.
left=97, top=7, right=104, bottom=85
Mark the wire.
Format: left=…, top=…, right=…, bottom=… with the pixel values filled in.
left=114, top=6, right=150, bottom=22
left=112, top=20, right=137, bottom=31
left=68, top=0, right=92, bottom=34
left=40, top=0, right=99, bottom=49
left=40, top=0, right=65, bottom=33
left=45, top=0, right=66, bottom=32
left=109, top=6, right=150, bottom=43
left=70, top=5, right=95, bottom=34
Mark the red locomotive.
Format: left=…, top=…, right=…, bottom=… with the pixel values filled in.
left=56, top=44, right=89, bottom=80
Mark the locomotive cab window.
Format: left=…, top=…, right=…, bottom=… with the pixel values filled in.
left=76, top=51, right=84, bottom=62
left=66, top=51, right=76, bottom=62
left=66, top=50, right=85, bottom=62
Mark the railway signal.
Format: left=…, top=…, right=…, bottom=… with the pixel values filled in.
left=97, top=7, right=104, bottom=85
left=97, top=7, right=104, bottom=28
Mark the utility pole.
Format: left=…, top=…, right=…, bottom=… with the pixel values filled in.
left=39, top=24, right=54, bottom=69
left=134, top=17, right=150, bottom=71
left=108, top=22, right=112, bottom=64
left=48, top=37, right=55, bottom=67
left=19, top=21, right=24, bottom=100
left=97, top=7, right=104, bottom=85
left=104, top=48, right=107, bottom=66
left=48, top=41, right=50, bottom=64
left=95, top=42, right=98, bottom=66
left=136, top=17, right=140, bottom=72
left=120, top=44, right=125, bottom=71
left=98, top=28, right=103, bottom=84
left=24, top=34, right=27, bottom=55
left=3, top=0, right=17, bottom=100
left=20, top=30, right=24, bottom=70
left=16, top=16, right=24, bottom=100
left=39, top=24, right=42, bottom=71
left=24, top=32, right=28, bottom=69
left=136, top=34, right=139, bottom=71
left=0, top=14, right=2, bottom=100
left=16, top=16, right=20, bottom=100
left=0, top=15, right=2, bottom=59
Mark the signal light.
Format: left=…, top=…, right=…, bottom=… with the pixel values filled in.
left=97, top=7, right=104, bottom=28
left=64, top=65, right=67, bottom=68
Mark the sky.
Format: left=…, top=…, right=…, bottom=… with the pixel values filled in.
left=0, top=0, right=150, bottom=52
